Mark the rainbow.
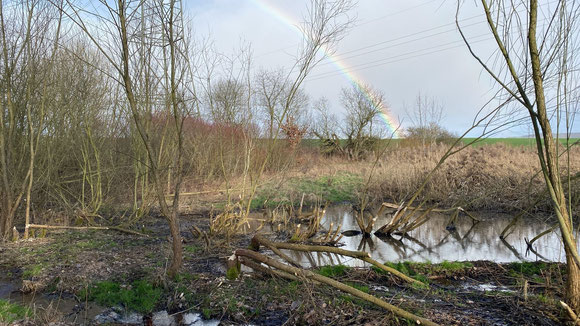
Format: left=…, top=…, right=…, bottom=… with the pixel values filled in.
left=251, top=0, right=401, bottom=138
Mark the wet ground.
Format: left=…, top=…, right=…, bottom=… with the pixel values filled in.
left=0, top=208, right=575, bottom=325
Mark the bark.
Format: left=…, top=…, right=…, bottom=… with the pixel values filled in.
left=528, top=0, right=580, bottom=311
left=117, top=0, right=183, bottom=277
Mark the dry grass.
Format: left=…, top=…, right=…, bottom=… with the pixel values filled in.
left=176, top=142, right=580, bottom=215
left=372, top=143, right=580, bottom=211
left=252, top=143, right=580, bottom=213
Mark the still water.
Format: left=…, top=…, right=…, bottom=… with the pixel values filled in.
left=286, top=205, right=579, bottom=267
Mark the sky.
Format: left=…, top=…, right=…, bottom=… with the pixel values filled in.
left=186, top=0, right=568, bottom=138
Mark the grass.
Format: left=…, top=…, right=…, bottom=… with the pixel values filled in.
left=184, top=244, right=200, bottom=254
left=22, top=264, right=44, bottom=279
left=251, top=172, right=363, bottom=209
left=375, top=261, right=473, bottom=285
left=346, top=282, right=369, bottom=293
left=81, top=279, right=162, bottom=314
left=436, top=261, right=473, bottom=272
left=0, top=300, right=31, bottom=323
left=508, top=262, right=548, bottom=277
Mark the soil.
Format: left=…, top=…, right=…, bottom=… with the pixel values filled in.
left=0, top=213, right=573, bottom=326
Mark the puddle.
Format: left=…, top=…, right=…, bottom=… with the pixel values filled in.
left=286, top=205, right=579, bottom=267
left=95, top=309, right=220, bottom=325
left=462, top=283, right=513, bottom=293
left=0, top=278, right=220, bottom=325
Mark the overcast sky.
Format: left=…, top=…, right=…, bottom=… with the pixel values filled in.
left=187, top=0, right=570, bottom=138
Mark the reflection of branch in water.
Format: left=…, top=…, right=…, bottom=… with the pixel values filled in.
left=524, top=237, right=550, bottom=262
left=461, top=221, right=478, bottom=242
left=399, top=233, right=433, bottom=253
left=304, top=251, right=317, bottom=267
left=444, top=228, right=467, bottom=251
left=500, top=238, right=526, bottom=261
left=527, top=224, right=558, bottom=247
left=375, top=234, right=408, bottom=260
left=375, top=234, right=433, bottom=262
left=357, top=236, right=375, bottom=252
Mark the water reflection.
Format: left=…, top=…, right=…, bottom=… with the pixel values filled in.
left=289, top=205, right=579, bottom=267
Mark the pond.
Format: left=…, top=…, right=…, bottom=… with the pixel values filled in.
left=286, top=205, right=579, bottom=267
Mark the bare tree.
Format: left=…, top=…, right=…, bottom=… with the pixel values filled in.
left=311, top=97, right=339, bottom=140
left=405, top=92, right=452, bottom=145
left=341, top=83, right=388, bottom=159
left=457, top=0, right=580, bottom=312
left=59, top=0, right=193, bottom=277
left=208, top=78, right=246, bottom=124
left=242, top=0, right=355, bottom=216
left=0, top=0, right=63, bottom=240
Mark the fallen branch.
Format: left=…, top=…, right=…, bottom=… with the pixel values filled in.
left=239, top=257, right=319, bottom=284
left=250, top=234, right=301, bottom=267
left=165, top=186, right=254, bottom=198
left=26, top=224, right=149, bottom=237
left=235, top=249, right=438, bottom=326
left=251, top=235, right=425, bottom=286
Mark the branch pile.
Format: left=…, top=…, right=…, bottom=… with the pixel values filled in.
left=230, top=234, right=438, bottom=325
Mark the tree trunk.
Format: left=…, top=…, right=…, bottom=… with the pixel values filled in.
left=528, top=0, right=580, bottom=311
left=166, top=210, right=182, bottom=278
left=566, top=247, right=580, bottom=311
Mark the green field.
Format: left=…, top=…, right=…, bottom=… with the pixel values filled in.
left=301, top=137, right=579, bottom=148
left=461, top=137, right=579, bottom=147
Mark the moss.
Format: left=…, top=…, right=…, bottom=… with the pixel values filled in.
left=379, top=262, right=430, bottom=286
left=379, top=260, right=472, bottom=280
left=226, top=266, right=240, bottom=280
left=317, top=264, right=350, bottom=278
left=0, top=300, right=31, bottom=323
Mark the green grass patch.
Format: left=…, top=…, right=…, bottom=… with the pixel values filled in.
left=175, top=272, right=198, bottom=283
left=461, top=137, right=579, bottom=147
left=81, top=280, right=162, bottom=313
left=251, top=172, right=363, bottom=209
left=184, top=244, right=200, bottom=254
left=376, top=261, right=430, bottom=285
left=508, top=262, right=548, bottom=277
left=345, top=282, right=369, bottom=293
left=0, top=299, right=31, bottom=323
left=379, top=261, right=472, bottom=276
left=22, top=264, right=44, bottom=279
left=317, top=265, right=350, bottom=278
left=202, top=307, right=212, bottom=319
left=436, top=261, right=473, bottom=272
left=76, top=238, right=118, bottom=250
